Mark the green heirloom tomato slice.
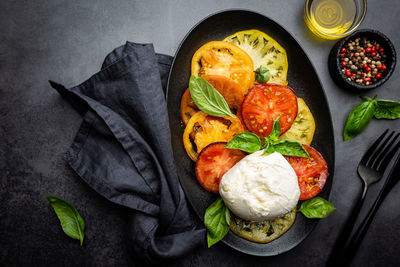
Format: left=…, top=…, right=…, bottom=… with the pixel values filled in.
left=230, top=209, right=296, bottom=243
left=280, top=98, right=316, bottom=145
left=224, top=29, right=289, bottom=85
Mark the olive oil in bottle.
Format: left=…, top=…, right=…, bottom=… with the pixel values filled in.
left=305, top=0, right=357, bottom=39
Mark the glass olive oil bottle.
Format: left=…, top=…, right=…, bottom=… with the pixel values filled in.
left=305, top=0, right=357, bottom=39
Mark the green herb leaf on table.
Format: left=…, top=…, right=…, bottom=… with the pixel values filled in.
left=254, top=66, right=270, bottom=83
left=343, top=96, right=400, bottom=140
left=225, top=132, right=261, bottom=153
left=45, top=196, right=85, bottom=246
left=298, top=197, right=336, bottom=219
left=189, top=75, right=234, bottom=118
left=272, top=139, right=310, bottom=158
left=343, top=97, right=377, bottom=141
left=204, top=197, right=230, bottom=248
left=374, top=99, right=400, bottom=119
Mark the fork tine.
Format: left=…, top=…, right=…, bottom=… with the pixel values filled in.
left=369, top=131, right=395, bottom=169
left=359, top=129, right=389, bottom=166
left=377, top=133, right=400, bottom=172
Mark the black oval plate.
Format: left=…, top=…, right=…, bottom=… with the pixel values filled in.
left=167, top=10, right=335, bottom=256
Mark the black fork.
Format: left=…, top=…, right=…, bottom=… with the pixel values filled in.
left=327, top=130, right=400, bottom=267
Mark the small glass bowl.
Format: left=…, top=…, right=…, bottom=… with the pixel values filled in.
left=304, top=0, right=367, bottom=40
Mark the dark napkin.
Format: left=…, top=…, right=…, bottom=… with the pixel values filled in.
left=49, top=42, right=206, bottom=263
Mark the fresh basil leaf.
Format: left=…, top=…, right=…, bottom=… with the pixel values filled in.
left=225, top=132, right=261, bottom=153
left=343, top=99, right=377, bottom=141
left=374, top=100, right=400, bottom=119
left=224, top=206, right=231, bottom=225
left=255, top=66, right=270, bottom=83
left=204, top=197, right=230, bottom=248
left=269, top=116, right=281, bottom=142
left=272, top=139, right=309, bottom=158
left=45, top=196, right=85, bottom=245
left=189, top=75, right=234, bottom=118
left=298, top=197, right=336, bottom=219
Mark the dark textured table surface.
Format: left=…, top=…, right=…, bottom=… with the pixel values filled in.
left=1, top=1, right=400, bottom=266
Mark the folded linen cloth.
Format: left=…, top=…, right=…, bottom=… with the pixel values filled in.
left=49, top=42, right=206, bottom=263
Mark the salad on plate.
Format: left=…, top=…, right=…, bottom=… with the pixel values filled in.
left=180, top=29, right=335, bottom=247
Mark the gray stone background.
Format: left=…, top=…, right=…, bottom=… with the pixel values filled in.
left=1, top=0, right=399, bottom=266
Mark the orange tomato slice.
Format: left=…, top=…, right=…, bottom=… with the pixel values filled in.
left=203, top=75, right=244, bottom=110
left=180, top=89, right=199, bottom=126
left=191, top=41, right=254, bottom=94
left=180, top=75, right=245, bottom=125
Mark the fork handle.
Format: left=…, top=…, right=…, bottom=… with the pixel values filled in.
left=339, top=154, right=400, bottom=266
left=326, top=181, right=368, bottom=267
left=340, top=184, right=390, bottom=266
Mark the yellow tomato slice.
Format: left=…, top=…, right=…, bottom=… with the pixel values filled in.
left=183, top=111, right=245, bottom=161
left=279, top=98, right=316, bottom=145
left=191, top=41, right=254, bottom=94
left=224, top=29, right=288, bottom=85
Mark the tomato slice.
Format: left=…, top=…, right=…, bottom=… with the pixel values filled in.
left=241, top=84, right=297, bottom=137
left=285, top=145, right=328, bottom=200
left=191, top=41, right=255, bottom=94
left=203, top=75, right=244, bottom=111
left=180, top=89, right=199, bottom=126
left=279, top=98, right=316, bottom=145
left=180, top=75, right=244, bottom=125
left=183, top=111, right=244, bottom=161
left=224, top=29, right=289, bottom=85
left=195, top=142, right=246, bottom=194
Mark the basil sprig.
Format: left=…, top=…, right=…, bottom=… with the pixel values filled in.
left=225, top=132, right=261, bottom=153
left=189, top=75, right=234, bottom=118
left=45, top=196, right=85, bottom=245
left=298, top=197, right=336, bottom=219
left=226, top=117, right=309, bottom=158
left=344, top=95, right=400, bottom=141
left=204, top=197, right=230, bottom=247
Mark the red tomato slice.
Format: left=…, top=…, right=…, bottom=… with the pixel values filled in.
left=241, top=84, right=298, bottom=137
left=285, top=145, right=328, bottom=200
left=195, top=142, right=246, bottom=194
